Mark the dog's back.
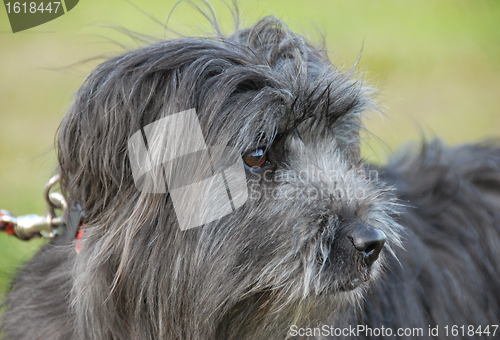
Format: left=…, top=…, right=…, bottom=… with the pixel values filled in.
left=320, top=140, right=500, bottom=339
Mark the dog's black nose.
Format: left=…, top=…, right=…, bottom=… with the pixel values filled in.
left=348, top=225, right=386, bottom=266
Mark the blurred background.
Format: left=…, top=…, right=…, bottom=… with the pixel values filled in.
left=0, top=0, right=499, bottom=314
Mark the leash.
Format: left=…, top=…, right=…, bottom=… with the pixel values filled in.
left=0, top=174, right=83, bottom=247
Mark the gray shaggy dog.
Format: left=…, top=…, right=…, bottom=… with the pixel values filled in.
left=2, top=11, right=500, bottom=340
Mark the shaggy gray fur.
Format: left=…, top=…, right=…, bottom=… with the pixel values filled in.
left=2, top=12, right=500, bottom=340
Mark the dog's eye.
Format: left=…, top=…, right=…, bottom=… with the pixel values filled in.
left=243, top=148, right=267, bottom=169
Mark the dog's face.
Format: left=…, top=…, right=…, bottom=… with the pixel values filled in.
left=59, top=17, right=401, bottom=339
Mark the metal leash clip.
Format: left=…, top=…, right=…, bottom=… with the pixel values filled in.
left=0, top=174, right=67, bottom=240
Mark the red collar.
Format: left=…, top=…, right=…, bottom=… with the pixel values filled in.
left=0, top=212, right=15, bottom=236
left=75, top=225, right=85, bottom=253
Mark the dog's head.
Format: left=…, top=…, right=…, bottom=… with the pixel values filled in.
left=58, top=16, right=401, bottom=339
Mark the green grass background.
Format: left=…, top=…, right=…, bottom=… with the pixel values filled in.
left=0, top=0, right=499, bottom=319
